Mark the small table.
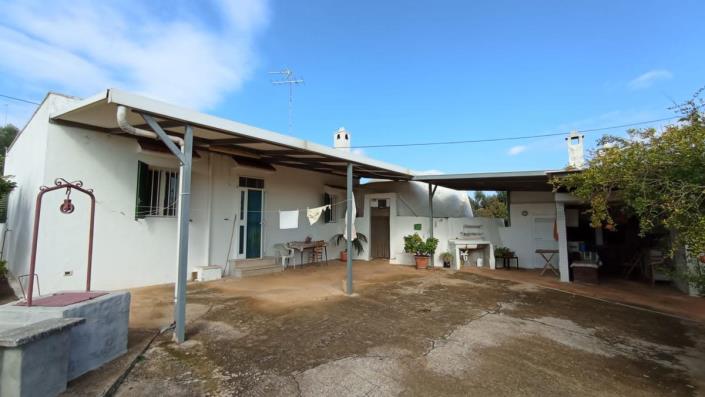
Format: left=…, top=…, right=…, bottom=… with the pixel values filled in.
left=500, top=256, right=519, bottom=269
left=536, top=249, right=559, bottom=276
left=288, top=241, right=328, bottom=266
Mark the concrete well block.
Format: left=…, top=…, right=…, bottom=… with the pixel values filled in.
left=0, top=318, right=84, bottom=397
left=0, top=291, right=130, bottom=380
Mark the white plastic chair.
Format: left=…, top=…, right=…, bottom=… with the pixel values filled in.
left=274, top=243, right=296, bottom=269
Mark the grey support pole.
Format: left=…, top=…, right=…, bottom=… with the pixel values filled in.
left=346, top=163, right=353, bottom=295
left=428, top=183, right=437, bottom=268
left=174, top=125, right=193, bottom=343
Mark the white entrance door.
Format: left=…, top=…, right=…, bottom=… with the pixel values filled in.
left=533, top=217, right=558, bottom=267
left=235, top=188, right=264, bottom=259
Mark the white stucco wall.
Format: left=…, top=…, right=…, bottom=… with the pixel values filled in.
left=354, top=190, right=502, bottom=267
left=2, top=96, right=354, bottom=295
left=2, top=94, right=75, bottom=295
left=499, top=191, right=559, bottom=269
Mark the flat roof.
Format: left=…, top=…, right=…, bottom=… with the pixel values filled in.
left=413, top=170, right=570, bottom=191
left=50, top=89, right=413, bottom=180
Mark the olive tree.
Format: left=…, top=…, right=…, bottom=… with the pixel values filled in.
left=552, top=91, right=705, bottom=292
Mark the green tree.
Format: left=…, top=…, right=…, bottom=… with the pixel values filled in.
left=552, top=90, right=705, bottom=292
left=0, top=124, right=18, bottom=199
left=470, top=191, right=508, bottom=222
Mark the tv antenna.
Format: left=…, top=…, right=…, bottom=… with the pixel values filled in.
left=269, top=67, right=304, bottom=133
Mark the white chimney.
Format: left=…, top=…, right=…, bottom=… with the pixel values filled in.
left=566, top=131, right=585, bottom=168
left=333, top=127, right=350, bottom=151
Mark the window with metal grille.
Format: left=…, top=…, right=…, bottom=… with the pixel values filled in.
left=323, top=193, right=338, bottom=223
left=135, top=161, right=179, bottom=218
left=238, top=177, right=264, bottom=189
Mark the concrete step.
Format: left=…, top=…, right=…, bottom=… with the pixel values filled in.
left=234, top=265, right=283, bottom=278
left=231, top=259, right=277, bottom=270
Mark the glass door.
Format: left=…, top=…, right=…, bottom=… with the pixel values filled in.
left=245, top=190, right=263, bottom=258
left=237, top=188, right=264, bottom=259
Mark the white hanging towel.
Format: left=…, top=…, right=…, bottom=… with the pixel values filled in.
left=279, top=210, right=299, bottom=229
left=343, top=193, right=357, bottom=240
left=306, top=205, right=331, bottom=225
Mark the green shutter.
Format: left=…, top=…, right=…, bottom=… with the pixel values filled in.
left=135, top=161, right=151, bottom=219
left=323, top=193, right=331, bottom=223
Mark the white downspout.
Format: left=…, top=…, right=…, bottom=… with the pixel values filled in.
left=116, top=105, right=184, bottom=147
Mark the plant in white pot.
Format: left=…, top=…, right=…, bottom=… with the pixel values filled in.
left=330, top=232, right=368, bottom=261
left=403, top=233, right=439, bottom=269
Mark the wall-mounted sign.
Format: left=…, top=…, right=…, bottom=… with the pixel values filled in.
left=414, top=223, right=422, bottom=230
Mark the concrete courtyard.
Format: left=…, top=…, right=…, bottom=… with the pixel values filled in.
left=107, top=261, right=704, bottom=396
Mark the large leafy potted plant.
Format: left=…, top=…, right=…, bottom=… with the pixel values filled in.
left=403, top=233, right=439, bottom=269
left=331, top=232, right=368, bottom=261
left=0, top=260, right=7, bottom=281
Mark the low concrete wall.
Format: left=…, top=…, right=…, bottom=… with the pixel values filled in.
left=0, top=318, right=84, bottom=397
left=0, top=291, right=130, bottom=380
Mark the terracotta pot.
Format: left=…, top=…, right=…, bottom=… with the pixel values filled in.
left=340, top=250, right=348, bottom=262
left=699, top=253, right=705, bottom=264
left=414, top=255, right=430, bottom=269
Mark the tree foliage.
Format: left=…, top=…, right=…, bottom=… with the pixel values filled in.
left=552, top=91, right=705, bottom=292
left=470, top=191, right=508, bottom=222
left=0, top=124, right=18, bottom=199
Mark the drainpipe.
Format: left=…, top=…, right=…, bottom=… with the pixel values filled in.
left=116, top=105, right=184, bottom=147
left=116, top=105, right=193, bottom=343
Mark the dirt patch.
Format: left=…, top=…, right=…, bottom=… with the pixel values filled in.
left=115, top=263, right=705, bottom=396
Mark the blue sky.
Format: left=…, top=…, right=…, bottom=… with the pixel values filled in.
left=1, top=0, right=704, bottom=174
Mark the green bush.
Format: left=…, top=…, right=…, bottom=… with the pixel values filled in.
left=403, top=233, right=439, bottom=256
left=0, top=260, right=7, bottom=279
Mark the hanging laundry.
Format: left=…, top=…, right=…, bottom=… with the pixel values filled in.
left=279, top=210, right=298, bottom=229
left=307, top=205, right=331, bottom=225
left=344, top=193, right=357, bottom=240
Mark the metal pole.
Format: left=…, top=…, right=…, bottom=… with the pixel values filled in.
left=428, top=183, right=437, bottom=268
left=346, top=163, right=353, bottom=295
left=174, top=125, right=193, bottom=343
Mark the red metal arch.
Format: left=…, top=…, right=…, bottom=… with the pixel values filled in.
left=26, top=178, right=96, bottom=306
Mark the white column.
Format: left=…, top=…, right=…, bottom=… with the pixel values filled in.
left=555, top=201, right=570, bottom=282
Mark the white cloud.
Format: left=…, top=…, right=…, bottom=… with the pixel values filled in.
left=0, top=0, right=270, bottom=110
left=628, top=69, right=673, bottom=90
left=507, top=145, right=527, bottom=155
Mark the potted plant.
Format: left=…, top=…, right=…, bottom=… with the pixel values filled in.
left=440, top=251, right=453, bottom=268
left=403, top=233, right=439, bottom=269
left=331, top=232, right=368, bottom=261
left=494, top=246, right=514, bottom=259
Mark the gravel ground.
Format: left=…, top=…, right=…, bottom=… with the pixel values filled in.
left=114, top=266, right=705, bottom=396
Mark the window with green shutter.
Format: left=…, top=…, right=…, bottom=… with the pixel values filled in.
left=135, top=161, right=179, bottom=219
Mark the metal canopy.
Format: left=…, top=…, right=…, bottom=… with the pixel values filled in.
left=413, top=171, right=565, bottom=192
left=49, top=89, right=413, bottom=181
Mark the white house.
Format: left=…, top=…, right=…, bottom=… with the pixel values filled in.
left=2, top=89, right=493, bottom=298
left=4, top=88, right=695, bottom=304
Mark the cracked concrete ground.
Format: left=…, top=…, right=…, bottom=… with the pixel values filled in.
left=114, top=262, right=705, bottom=396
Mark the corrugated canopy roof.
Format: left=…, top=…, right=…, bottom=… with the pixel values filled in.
left=412, top=170, right=573, bottom=192
left=50, top=89, right=413, bottom=180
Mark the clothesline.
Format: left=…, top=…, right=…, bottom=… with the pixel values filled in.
left=97, top=196, right=358, bottom=219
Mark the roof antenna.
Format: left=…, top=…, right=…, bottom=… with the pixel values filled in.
left=269, top=67, right=304, bottom=133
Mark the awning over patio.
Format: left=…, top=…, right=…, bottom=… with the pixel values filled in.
left=50, top=89, right=414, bottom=181
left=49, top=88, right=394, bottom=341
left=412, top=170, right=567, bottom=192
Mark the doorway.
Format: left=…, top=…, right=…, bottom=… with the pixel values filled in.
left=370, top=207, right=390, bottom=259
left=236, top=188, right=264, bottom=259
